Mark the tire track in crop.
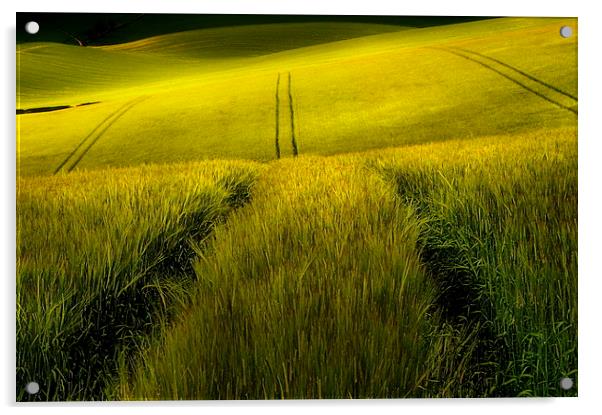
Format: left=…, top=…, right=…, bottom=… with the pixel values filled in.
left=54, top=96, right=148, bottom=174
left=53, top=103, right=132, bottom=174
left=274, top=73, right=281, bottom=159
left=288, top=72, right=299, bottom=157
left=431, top=47, right=577, bottom=115
left=450, top=46, right=577, bottom=101
left=274, top=72, right=299, bottom=158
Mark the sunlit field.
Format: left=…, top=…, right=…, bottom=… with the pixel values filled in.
left=16, top=15, right=577, bottom=400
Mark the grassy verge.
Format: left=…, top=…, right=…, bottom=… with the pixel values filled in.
left=16, top=160, right=258, bottom=401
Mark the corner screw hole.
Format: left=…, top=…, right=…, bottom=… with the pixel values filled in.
left=560, top=26, right=573, bottom=38
left=559, top=377, right=573, bottom=390
left=25, top=21, right=40, bottom=35
left=25, top=381, right=40, bottom=395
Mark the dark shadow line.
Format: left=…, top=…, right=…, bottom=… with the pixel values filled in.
left=450, top=46, right=578, bottom=101
left=275, top=73, right=281, bottom=159
left=17, top=105, right=71, bottom=115
left=66, top=96, right=148, bottom=172
left=433, top=47, right=577, bottom=115
left=288, top=72, right=298, bottom=156
left=18, top=101, right=100, bottom=115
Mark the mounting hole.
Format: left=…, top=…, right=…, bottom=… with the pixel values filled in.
left=560, top=26, right=573, bottom=38
left=25, top=21, right=40, bottom=35
left=559, top=377, right=574, bottom=390
left=25, top=381, right=40, bottom=395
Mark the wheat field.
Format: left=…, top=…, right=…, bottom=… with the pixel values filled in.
left=16, top=16, right=577, bottom=400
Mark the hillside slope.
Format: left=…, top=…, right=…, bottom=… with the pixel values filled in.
left=18, top=18, right=576, bottom=176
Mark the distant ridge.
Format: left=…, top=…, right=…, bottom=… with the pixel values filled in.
left=17, top=13, right=492, bottom=46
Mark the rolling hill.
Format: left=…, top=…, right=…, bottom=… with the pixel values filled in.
left=17, top=18, right=577, bottom=176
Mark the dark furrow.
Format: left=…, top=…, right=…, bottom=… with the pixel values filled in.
left=275, top=73, right=281, bottom=159
left=288, top=72, right=298, bottom=156
left=432, top=47, right=577, bottom=115
left=66, top=96, right=148, bottom=172
left=451, top=46, right=577, bottom=101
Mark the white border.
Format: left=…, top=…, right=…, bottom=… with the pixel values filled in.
left=8, top=0, right=584, bottom=16
left=3, top=1, right=601, bottom=414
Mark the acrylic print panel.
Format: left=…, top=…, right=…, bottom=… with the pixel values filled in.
left=16, top=13, right=577, bottom=401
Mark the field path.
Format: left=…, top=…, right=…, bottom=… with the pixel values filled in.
left=433, top=46, right=578, bottom=115
left=54, top=96, right=148, bottom=174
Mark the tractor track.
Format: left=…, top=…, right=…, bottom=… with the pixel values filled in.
left=274, top=73, right=281, bottom=159
left=54, top=96, right=148, bottom=174
left=274, top=72, right=299, bottom=158
left=450, top=46, right=577, bottom=101
left=288, top=72, right=299, bottom=157
left=431, top=46, right=577, bottom=115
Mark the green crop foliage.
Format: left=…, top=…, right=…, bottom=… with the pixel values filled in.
left=17, top=161, right=259, bottom=400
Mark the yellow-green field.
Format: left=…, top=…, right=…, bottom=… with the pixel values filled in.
left=16, top=16, right=577, bottom=400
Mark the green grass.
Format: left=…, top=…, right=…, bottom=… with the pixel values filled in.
left=111, top=157, right=450, bottom=399
left=373, top=128, right=577, bottom=396
left=16, top=16, right=578, bottom=400
left=17, top=161, right=259, bottom=400
left=106, top=128, right=576, bottom=399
